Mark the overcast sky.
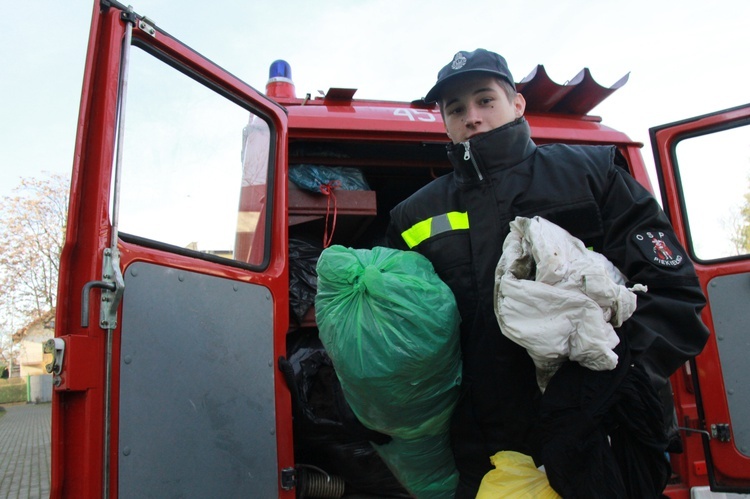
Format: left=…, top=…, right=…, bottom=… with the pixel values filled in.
left=2, top=0, right=748, bottom=200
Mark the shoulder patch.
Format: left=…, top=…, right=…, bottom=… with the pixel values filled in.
left=632, top=230, right=685, bottom=269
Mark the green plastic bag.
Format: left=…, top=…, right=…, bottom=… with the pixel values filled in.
left=315, top=245, right=462, bottom=498
left=373, top=433, right=458, bottom=499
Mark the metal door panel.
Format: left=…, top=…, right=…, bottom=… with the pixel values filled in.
left=119, top=262, right=277, bottom=497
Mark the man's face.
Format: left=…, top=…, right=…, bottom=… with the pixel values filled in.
left=440, top=73, right=526, bottom=144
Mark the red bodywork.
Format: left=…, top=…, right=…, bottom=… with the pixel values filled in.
left=651, top=105, right=750, bottom=495
left=52, top=4, right=292, bottom=497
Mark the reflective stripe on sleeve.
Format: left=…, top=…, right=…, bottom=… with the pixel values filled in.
left=400, top=211, right=469, bottom=248
left=446, top=211, right=469, bottom=230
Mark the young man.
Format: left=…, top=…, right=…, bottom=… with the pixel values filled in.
left=386, top=49, right=710, bottom=498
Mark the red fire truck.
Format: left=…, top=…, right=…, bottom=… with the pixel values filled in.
left=48, top=1, right=750, bottom=497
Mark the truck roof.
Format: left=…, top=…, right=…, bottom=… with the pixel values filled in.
left=268, top=64, right=637, bottom=147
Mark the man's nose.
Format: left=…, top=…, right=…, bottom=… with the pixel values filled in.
left=463, top=105, right=481, bottom=126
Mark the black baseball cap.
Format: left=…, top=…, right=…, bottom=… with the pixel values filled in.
left=424, top=49, right=516, bottom=103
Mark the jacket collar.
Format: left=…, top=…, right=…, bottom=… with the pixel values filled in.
left=446, top=117, right=537, bottom=183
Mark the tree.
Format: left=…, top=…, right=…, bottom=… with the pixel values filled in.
left=740, top=178, right=750, bottom=253
left=0, top=173, right=69, bottom=370
left=729, top=176, right=750, bottom=255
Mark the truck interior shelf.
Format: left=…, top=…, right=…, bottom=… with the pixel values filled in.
left=288, top=181, right=377, bottom=224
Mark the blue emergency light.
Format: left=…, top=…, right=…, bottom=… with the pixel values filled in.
left=268, top=60, right=292, bottom=82
left=266, top=59, right=296, bottom=98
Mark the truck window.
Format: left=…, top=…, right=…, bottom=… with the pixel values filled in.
left=674, top=123, right=750, bottom=260
left=116, top=45, right=272, bottom=267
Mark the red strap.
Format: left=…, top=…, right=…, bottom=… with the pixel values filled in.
left=319, top=180, right=341, bottom=248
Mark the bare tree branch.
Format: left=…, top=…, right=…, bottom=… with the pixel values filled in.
left=0, top=173, right=69, bottom=357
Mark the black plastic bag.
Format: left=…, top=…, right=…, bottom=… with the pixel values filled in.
left=289, top=237, right=322, bottom=323
left=281, top=331, right=410, bottom=498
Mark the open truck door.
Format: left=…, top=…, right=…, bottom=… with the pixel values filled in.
left=50, top=2, right=293, bottom=497
left=651, top=104, right=750, bottom=494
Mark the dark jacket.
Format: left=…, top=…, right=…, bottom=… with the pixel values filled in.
left=386, top=117, right=709, bottom=497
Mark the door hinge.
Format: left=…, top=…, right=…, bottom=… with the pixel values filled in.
left=711, top=423, right=731, bottom=443
left=43, top=338, right=65, bottom=386
left=137, top=16, right=156, bottom=37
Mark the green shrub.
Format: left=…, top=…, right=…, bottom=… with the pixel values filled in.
left=0, top=379, right=28, bottom=404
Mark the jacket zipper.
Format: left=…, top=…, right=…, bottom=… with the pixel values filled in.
left=462, top=141, right=484, bottom=181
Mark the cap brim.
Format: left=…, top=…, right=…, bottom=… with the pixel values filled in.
left=424, top=69, right=515, bottom=104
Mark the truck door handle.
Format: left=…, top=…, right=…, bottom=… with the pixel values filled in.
left=81, top=280, right=117, bottom=328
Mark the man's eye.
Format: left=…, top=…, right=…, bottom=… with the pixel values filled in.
left=480, top=97, right=494, bottom=105
left=448, top=107, right=463, bottom=115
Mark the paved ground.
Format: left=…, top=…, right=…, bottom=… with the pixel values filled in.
left=0, top=403, right=51, bottom=499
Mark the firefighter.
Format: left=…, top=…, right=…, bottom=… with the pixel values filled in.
left=386, top=49, right=710, bottom=498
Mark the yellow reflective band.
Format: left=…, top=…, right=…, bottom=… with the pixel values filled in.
left=401, top=218, right=433, bottom=249
left=400, top=211, right=469, bottom=249
left=447, top=211, right=469, bottom=230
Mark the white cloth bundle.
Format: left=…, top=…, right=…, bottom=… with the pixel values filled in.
left=494, top=216, right=647, bottom=391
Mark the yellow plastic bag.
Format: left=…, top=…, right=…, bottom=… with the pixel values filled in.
left=475, top=451, right=561, bottom=499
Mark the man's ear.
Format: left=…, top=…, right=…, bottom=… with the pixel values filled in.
left=513, top=93, right=526, bottom=118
